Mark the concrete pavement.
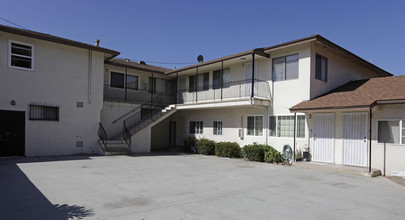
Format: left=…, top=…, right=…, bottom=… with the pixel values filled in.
left=1, top=154, right=404, bottom=219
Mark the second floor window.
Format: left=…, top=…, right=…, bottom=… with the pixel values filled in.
left=111, top=72, right=139, bottom=90
left=315, top=54, right=328, bottom=82
left=212, top=68, right=230, bottom=89
left=198, top=72, right=209, bottom=91
left=272, top=54, right=299, bottom=81
left=9, top=41, right=34, bottom=70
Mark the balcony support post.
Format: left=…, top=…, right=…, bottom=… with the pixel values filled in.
left=175, top=72, right=178, bottom=104
left=196, top=67, right=198, bottom=103
left=221, top=61, right=223, bottom=101
left=125, top=68, right=128, bottom=102
left=251, top=53, right=255, bottom=99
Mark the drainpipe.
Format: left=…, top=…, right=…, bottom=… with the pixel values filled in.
left=369, top=107, right=372, bottom=173
left=88, top=50, right=92, bottom=103
left=293, top=112, right=297, bottom=162
left=251, top=53, right=255, bottom=99
left=176, top=72, right=178, bottom=104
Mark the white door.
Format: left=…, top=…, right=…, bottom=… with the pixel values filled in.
left=313, top=114, right=334, bottom=163
left=245, top=63, right=257, bottom=98
left=342, top=113, right=368, bottom=166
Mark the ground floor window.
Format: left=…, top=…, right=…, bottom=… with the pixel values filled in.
left=190, top=121, right=203, bottom=134
left=29, top=104, right=59, bottom=121
left=213, top=121, right=222, bottom=135
left=269, top=114, right=305, bottom=138
left=378, top=120, right=405, bottom=144
left=247, top=115, right=263, bottom=136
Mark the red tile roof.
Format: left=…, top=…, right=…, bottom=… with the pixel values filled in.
left=290, top=75, right=405, bottom=111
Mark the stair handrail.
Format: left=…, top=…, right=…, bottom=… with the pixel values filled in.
left=97, top=123, right=108, bottom=150
left=112, top=94, right=165, bottom=124
left=123, top=120, right=131, bottom=150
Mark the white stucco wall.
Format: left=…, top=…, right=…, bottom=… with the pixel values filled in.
left=310, top=42, right=383, bottom=99
left=371, top=104, right=405, bottom=176
left=0, top=32, right=105, bottom=156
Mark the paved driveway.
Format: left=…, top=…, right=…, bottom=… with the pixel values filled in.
left=1, top=154, right=405, bottom=219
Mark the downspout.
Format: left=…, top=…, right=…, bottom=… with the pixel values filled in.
left=176, top=72, right=178, bottom=104
left=221, top=61, right=223, bottom=101
left=88, top=50, right=92, bottom=103
left=369, top=106, right=372, bottom=173
left=251, top=53, right=255, bottom=99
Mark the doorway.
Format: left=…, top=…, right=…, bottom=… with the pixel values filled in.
left=312, top=113, right=334, bottom=163
left=0, top=110, right=25, bottom=156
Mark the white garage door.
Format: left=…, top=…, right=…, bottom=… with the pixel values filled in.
left=343, top=113, right=368, bottom=167
left=313, top=114, right=334, bottom=163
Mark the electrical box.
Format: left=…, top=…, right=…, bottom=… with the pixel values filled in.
left=238, top=128, right=243, bottom=138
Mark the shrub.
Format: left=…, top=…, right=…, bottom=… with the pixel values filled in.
left=215, top=142, right=240, bottom=158
left=184, top=136, right=196, bottom=152
left=242, top=143, right=267, bottom=162
left=264, top=147, right=283, bottom=163
left=195, top=138, right=216, bottom=155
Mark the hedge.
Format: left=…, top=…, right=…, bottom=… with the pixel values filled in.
left=264, top=147, right=283, bottom=163
left=195, top=138, right=216, bottom=155
left=215, top=142, right=240, bottom=158
left=242, top=143, right=267, bottom=162
left=184, top=136, right=196, bottom=152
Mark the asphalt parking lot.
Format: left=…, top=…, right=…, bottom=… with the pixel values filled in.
left=1, top=153, right=405, bottom=220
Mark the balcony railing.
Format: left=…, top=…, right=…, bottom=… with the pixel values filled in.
left=104, top=84, right=176, bottom=106
left=177, top=79, right=270, bottom=104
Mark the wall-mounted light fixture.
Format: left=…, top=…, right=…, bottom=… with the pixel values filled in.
left=11, top=100, right=16, bottom=106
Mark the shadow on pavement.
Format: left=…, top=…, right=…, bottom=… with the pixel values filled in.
left=0, top=157, right=94, bottom=220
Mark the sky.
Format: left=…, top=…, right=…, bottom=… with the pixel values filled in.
left=1, top=0, right=404, bottom=75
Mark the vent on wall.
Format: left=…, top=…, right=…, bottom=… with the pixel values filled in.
left=76, top=141, right=83, bottom=148
left=76, top=102, right=84, bottom=108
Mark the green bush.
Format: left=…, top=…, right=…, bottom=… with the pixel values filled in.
left=242, top=143, right=267, bottom=162
left=264, top=147, right=283, bottom=163
left=195, top=138, right=216, bottom=155
left=215, top=142, right=240, bottom=158
left=184, top=136, right=196, bottom=152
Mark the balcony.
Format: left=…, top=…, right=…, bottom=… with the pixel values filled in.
left=176, top=79, right=270, bottom=109
left=103, top=84, right=176, bottom=107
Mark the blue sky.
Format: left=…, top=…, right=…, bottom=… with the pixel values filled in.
left=1, top=0, right=404, bottom=75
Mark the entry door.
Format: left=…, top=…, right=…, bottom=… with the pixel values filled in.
left=342, top=113, right=367, bottom=166
left=312, top=114, right=334, bottom=163
left=0, top=110, right=25, bottom=156
left=245, top=63, right=257, bottom=97
left=169, top=121, right=176, bottom=147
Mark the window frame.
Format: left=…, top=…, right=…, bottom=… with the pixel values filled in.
left=213, top=121, right=223, bottom=135
left=246, top=115, right=264, bottom=137
left=269, top=114, right=306, bottom=139
left=272, top=53, right=299, bottom=81
left=315, top=53, right=328, bottom=82
left=8, top=40, right=34, bottom=71
left=190, top=121, right=203, bottom=134
left=377, top=119, right=405, bottom=145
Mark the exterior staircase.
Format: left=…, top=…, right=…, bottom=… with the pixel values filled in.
left=98, top=101, right=177, bottom=155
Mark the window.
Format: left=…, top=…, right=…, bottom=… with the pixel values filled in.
left=9, top=41, right=33, bottom=70
left=190, top=121, right=203, bottom=134
left=272, top=54, right=299, bottom=81
left=378, top=120, right=405, bottom=144
left=247, top=116, right=263, bottom=136
left=126, top=75, right=139, bottom=90
left=213, top=68, right=230, bottom=89
left=316, top=54, right=328, bottom=81
left=111, top=72, right=125, bottom=88
left=178, top=77, right=186, bottom=91
left=189, top=75, right=196, bottom=92
left=213, top=121, right=222, bottom=135
left=198, top=72, right=209, bottom=91
left=149, top=77, right=175, bottom=96
left=29, top=105, right=59, bottom=121
left=269, top=115, right=305, bottom=138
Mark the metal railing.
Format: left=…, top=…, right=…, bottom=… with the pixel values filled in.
left=177, top=79, right=270, bottom=104
left=97, top=123, right=108, bottom=151
left=104, top=84, right=176, bottom=104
